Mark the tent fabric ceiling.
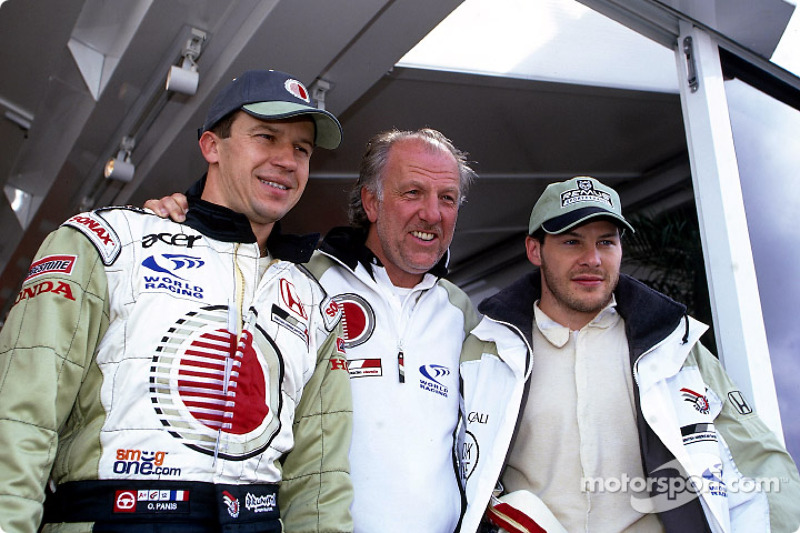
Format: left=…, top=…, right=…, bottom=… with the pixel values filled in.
left=0, top=0, right=792, bottom=313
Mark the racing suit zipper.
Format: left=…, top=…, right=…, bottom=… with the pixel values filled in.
left=215, top=243, right=249, bottom=463
left=319, top=249, right=415, bottom=383
left=394, top=288, right=429, bottom=384
left=232, top=243, right=246, bottom=339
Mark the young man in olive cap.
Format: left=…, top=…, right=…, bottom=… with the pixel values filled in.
left=0, top=69, right=353, bottom=533
left=458, top=176, right=800, bottom=533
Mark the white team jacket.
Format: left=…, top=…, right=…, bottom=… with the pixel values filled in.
left=458, top=272, right=800, bottom=533
left=306, top=227, right=479, bottom=533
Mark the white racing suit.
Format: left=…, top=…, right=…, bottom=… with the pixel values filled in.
left=0, top=195, right=353, bottom=533
left=458, top=272, right=800, bottom=533
left=306, top=227, right=479, bottom=533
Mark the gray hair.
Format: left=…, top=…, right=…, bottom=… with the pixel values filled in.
left=347, top=128, right=477, bottom=229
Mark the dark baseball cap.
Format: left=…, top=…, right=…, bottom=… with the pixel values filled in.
left=529, top=176, right=634, bottom=235
left=199, top=69, right=342, bottom=149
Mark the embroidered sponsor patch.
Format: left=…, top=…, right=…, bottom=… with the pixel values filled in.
left=25, top=254, right=76, bottom=281
left=284, top=79, right=310, bottom=102
left=138, top=489, right=190, bottom=502
left=329, top=337, right=348, bottom=371
left=727, top=390, right=753, bottom=415
left=467, top=411, right=489, bottom=424
left=14, top=280, right=76, bottom=307
left=459, top=431, right=479, bottom=481
left=142, top=232, right=202, bottom=249
left=419, top=364, right=451, bottom=398
left=560, top=178, right=613, bottom=208
left=702, top=463, right=727, bottom=497
left=63, top=212, right=121, bottom=265
left=218, top=486, right=279, bottom=521
left=321, top=297, right=341, bottom=332
left=142, top=276, right=205, bottom=299
left=114, top=490, right=138, bottom=513
left=113, top=448, right=180, bottom=477
left=113, top=489, right=190, bottom=514
left=680, top=423, right=717, bottom=445
left=141, top=254, right=206, bottom=300
left=680, top=387, right=710, bottom=414
left=333, top=293, right=375, bottom=348
left=347, top=358, right=382, bottom=378
left=271, top=304, right=310, bottom=347
left=330, top=357, right=348, bottom=371
left=246, top=492, right=276, bottom=513
left=142, top=254, right=205, bottom=281
left=279, top=278, right=307, bottom=319
left=223, top=491, right=240, bottom=518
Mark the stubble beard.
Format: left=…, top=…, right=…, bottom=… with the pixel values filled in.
left=540, top=260, right=619, bottom=315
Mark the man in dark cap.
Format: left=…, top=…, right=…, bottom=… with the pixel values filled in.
left=458, top=176, right=800, bottom=533
left=147, top=127, right=480, bottom=533
left=0, top=69, right=353, bottom=533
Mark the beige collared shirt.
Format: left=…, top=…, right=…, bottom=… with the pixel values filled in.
left=502, top=298, right=664, bottom=532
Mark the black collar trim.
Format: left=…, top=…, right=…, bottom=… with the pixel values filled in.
left=478, top=272, right=686, bottom=354
left=183, top=175, right=319, bottom=263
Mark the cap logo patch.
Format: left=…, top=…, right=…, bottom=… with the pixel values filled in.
left=284, top=79, right=310, bottom=103
left=560, top=179, right=613, bottom=209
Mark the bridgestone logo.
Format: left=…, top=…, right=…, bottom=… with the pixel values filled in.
left=25, top=255, right=76, bottom=281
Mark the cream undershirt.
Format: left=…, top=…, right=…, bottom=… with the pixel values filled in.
left=502, top=298, right=665, bottom=533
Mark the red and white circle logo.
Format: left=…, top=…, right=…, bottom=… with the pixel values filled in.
left=150, top=306, right=282, bottom=459
left=284, top=79, right=310, bottom=102
left=333, top=293, right=375, bottom=348
left=178, top=328, right=269, bottom=435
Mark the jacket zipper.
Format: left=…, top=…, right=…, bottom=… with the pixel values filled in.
left=319, top=249, right=427, bottom=384
left=398, top=345, right=405, bottom=383
left=215, top=243, right=250, bottom=463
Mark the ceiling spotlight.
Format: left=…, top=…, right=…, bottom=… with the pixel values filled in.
left=104, top=136, right=135, bottom=182
left=4, top=184, right=34, bottom=229
left=309, top=78, right=331, bottom=111
left=166, top=57, right=198, bottom=95
left=166, top=29, right=206, bottom=95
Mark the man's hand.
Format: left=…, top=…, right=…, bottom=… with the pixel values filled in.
left=144, top=193, right=189, bottom=222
